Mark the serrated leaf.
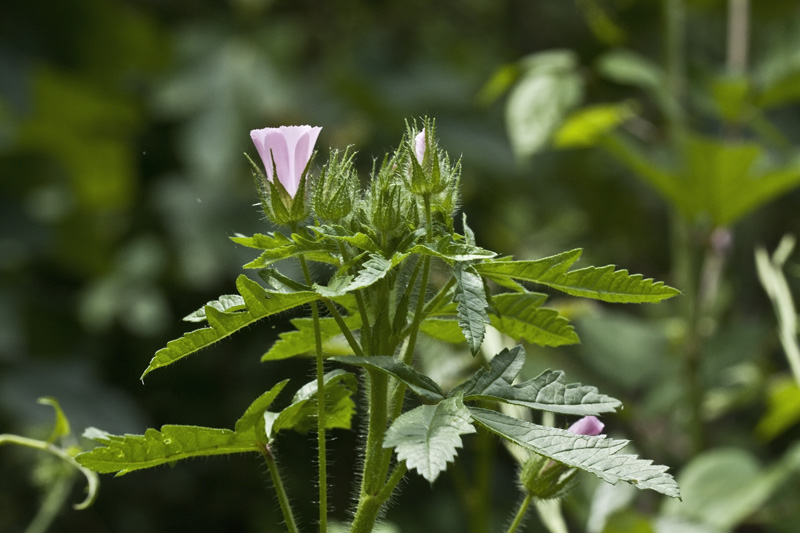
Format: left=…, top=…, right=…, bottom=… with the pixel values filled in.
left=77, top=425, right=258, bottom=475
left=141, top=275, right=318, bottom=379
left=264, top=370, right=357, bottom=440
left=308, top=224, right=381, bottom=254
left=475, top=249, right=583, bottom=284
left=538, top=265, right=680, bottom=303
left=78, top=380, right=294, bottom=476
left=409, top=238, right=496, bottom=263
left=262, top=315, right=362, bottom=361
left=314, top=254, right=396, bottom=297
left=183, top=294, right=246, bottom=322
left=383, top=396, right=476, bottom=483
left=476, top=251, right=678, bottom=303
left=234, top=380, right=290, bottom=440
left=234, top=231, right=339, bottom=269
left=469, top=407, right=680, bottom=498
left=453, top=346, right=621, bottom=415
left=38, top=397, right=71, bottom=443
left=489, top=292, right=579, bottom=347
left=329, top=356, right=444, bottom=403
left=454, top=264, right=489, bottom=355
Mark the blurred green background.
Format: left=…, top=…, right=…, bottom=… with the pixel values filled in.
left=2, top=0, right=800, bottom=531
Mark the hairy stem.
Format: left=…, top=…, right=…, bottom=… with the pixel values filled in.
left=297, top=251, right=327, bottom=532
left=262, top=444, right=300, bottom=533
left=506, top=493, right=533, bottom=533
left=339, top=241, right=373, bottom=354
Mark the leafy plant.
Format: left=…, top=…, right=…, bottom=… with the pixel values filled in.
left=75, top=119, right=680, bottom=532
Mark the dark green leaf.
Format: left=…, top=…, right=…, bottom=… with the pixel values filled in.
left=454, top=264, right=490, bottom=355
left=263, top=370, right=358, bottom=440
left=262, top=315, right=362, bottom=361
left=329, top=356, right=444, bottom=403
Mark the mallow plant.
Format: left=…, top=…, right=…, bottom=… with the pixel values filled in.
left=71, top=118, right=681, bottom=532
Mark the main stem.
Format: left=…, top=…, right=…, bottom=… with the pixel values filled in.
left=297, top=249, right=327, bottom=532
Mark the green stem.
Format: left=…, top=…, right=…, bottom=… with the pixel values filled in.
left=297, top=250, right=327, bottom=532
left=262, top=444, right=300, bottom=533
left=339, top=241, right=372, bottom=354
left=322, top=298, right=365, bottom=358
left=469, top=427, right=495, bottom=533
left=0, top=434, right=98, bottom=510
left=506, top=493, right=533, bottom=533
left=350, top=462, right=408, bottom=533
left=360, top=370, right=390, bottom=498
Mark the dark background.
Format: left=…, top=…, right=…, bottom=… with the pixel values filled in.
left=2, top=1, right=800, bottom=531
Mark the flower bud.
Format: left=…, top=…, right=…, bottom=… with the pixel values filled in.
left=314, top=147, right=359, bottom=223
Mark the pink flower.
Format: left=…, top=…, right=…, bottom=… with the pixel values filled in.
left=567, top=416, right=604, bottom=436
left=414, top=129, right=426, bottom=164
left=250, top=125, right=322, bottom=198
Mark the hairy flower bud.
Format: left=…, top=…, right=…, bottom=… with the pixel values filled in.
left=314, top=147, right=359, bottom=223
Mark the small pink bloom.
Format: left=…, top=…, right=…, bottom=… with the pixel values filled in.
left=414, top=129, right=426, bottom=164
left=250, top=125, right=322, bottom=198
left=568, top=416, right=604, bottom=436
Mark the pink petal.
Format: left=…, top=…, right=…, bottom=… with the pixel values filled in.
left=250, top=125, right=322, bottom=198
left=414, top=129, right=426, bottom=164
left=567, top=416, right=604, bottom=436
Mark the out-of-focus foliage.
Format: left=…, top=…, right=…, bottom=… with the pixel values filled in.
left=2, top=0, right=800, bottom=531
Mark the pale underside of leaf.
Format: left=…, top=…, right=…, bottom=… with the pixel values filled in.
left=383, top=396, right=476, bottom=483
left=469, top=407, right=680, bottom=498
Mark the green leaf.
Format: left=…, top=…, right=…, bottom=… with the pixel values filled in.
left=469, top=407, right=680, bottom=498
left=183, top=294, right=245, bottom=322
left=538, top=265, right=680, bottom=303
left=409, top=238, right=496, bottom=263
left=383, top=396, right=476, bottom=483
left=234, top=231, right=339, bottom=269
left=506, top=50, right=583, bottom=157
left=419, top=317, right=467, bottom=344
left=78, top=380, right=292, bottom=475
left=141, top=275, right=318, bottom=379
left=329, top=356, right=444, bottom=403
left=262, top=315, right=362, bottom=361
left=309, top=224, right=381, bottom=254
left=77, top=425, right=258, bottom=475
left=314, top=254, right=396, bottom=297
left=453, top=346, right=621, bottom=415
left=234, top=380, right=290, bottom=440
left=38, top=397, right=71, bottom=443
left=263, top=370, right=357, bottom=441
left=454, top=264, right=490, bottom=355
left=475, top=249, right=583, bottom=285
left=554, top=102, right=635, bottom=148
left=489, top=292, right=579, bottom=347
